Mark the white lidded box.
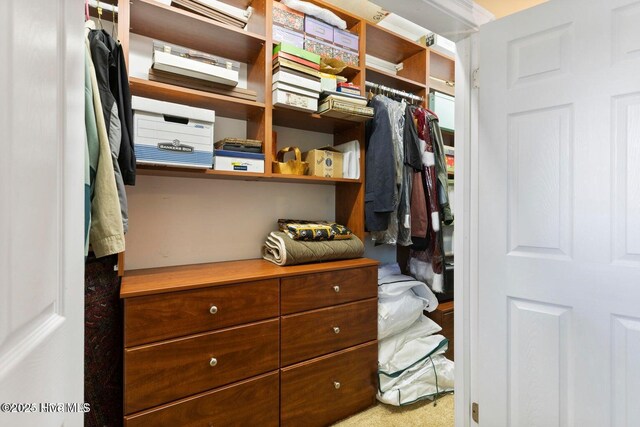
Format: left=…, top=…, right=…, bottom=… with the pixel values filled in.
left=213, top=150, right=265, bottom=173
left=132, top=96, right=215, bottom=169
left=272, top=89, right=318, bottom=113
left=152, top=46, right=239, bottom=87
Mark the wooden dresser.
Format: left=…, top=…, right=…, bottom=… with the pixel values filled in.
left=120, top=258, right=379, bottom=426
left=427, top=300, right=454, bottom=361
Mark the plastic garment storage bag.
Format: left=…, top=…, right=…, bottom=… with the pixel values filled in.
left=378, top=315, right=442, bottom=371
left=378, top=353, right=454, bottom=406
left=378, top=274, right=439, bottom=340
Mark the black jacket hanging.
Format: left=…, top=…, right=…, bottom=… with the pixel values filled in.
left=89, top=29, right=136, bottom=186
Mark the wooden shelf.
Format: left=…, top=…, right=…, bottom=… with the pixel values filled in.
left=130, top=0, right=266, bottom=63
left=272, top=107, right=363, bottom=134
left=130, top=77, right=265, bottom=120
left=136, top=164, right=361, bottom=185
left=365, top=23, right=424, bottom=64
left=365, top=67, right=426, bottom=94
left=137, top=165, right=266, bottom=181
left=429, top=77, right=455, bottom=97
left=270, top=174, right=361, bottom=185
left=429, top=49, right=455, bottom=83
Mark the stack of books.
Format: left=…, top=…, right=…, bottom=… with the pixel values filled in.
left=317, top=89, right=373, bottom=122
left=171, top=0, right=253, bottom=28
left=272, top=43, right=322, bottom=113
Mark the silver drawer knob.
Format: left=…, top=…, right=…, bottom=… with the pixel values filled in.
left=334, top=381, right=341, bottom=389
left=333, top=285, right=340, bottom=293
left=209, top=305, right=218, bottom=314
left=333, top=326, right=340, bottom=334
left=209, top=357, right=218, bottom=367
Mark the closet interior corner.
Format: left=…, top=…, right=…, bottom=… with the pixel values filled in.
left=83, top=0, right=457, bottom=425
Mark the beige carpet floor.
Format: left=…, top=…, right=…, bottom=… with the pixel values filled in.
left=333, top=394, right=455, bottom=427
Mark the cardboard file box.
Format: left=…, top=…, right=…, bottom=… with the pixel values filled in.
left=213, top=150, right=265, bottom=173
left=303, top=146, right=344, bottom=178
left=132, top=96, right=215, bottom=169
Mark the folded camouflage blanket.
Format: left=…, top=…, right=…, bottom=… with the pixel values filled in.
left=277, top=219, right=353, bottom=241
left=262, top=231, right=364, bottom=266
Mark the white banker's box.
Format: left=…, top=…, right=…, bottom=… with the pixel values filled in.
left=132, top=96, right=215, bottom=169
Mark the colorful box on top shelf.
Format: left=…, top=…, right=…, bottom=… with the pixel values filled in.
left=304, top=36, right=334, bottom=59
left=272, top=24, right=305, bottom=49
left=333, top=28, right=359, bottom=53
left=304, top=16, right=334, bottom=42
left=331, top=45, right=359, bottom=67
left=272, top=1, right=304, bottom=31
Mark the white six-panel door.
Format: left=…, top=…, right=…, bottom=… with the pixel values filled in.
left=478, top=0, right=640, bottom=425
left=0, top=0, right=84, bottom=426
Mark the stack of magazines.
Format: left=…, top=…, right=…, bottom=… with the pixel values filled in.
left=317, top=89, right=373, bottom=122
left=171, top=0, right=253, bottom=29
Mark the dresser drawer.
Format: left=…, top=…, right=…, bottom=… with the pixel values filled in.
left=281, top=299, right=377, bottom=366
left=124, top=279, right=279, bottom=346
left=124, top=319, right=279, bottom=414
left=281, top=266, right=377, bottom=314
left=124, top=371, right=279, bottom=427
left=281, top=342, right=377, bottom=427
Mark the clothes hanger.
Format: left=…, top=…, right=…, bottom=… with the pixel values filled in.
left=111, top=2, right=117, bottom=39
left=97, top=0, right=104, bottom=30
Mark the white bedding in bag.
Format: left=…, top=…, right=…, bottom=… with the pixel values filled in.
left=377, top=354, right=455, bottom=406
left=378, top=315, right=442, bottom=369
left=378, top=292, right=424, bottom=340
left=379, top=334, right=448, bottom=390
left=378, top=274, right=439, bottom=310
left=378, top=263, right=402, bottom=280
left=377, top=271, right=439, bottom=340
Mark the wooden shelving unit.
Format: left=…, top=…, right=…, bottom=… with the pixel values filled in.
left=119, top=0, right=453, bottom=239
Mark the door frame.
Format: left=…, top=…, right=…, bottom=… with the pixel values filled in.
left=372, top=1, right=490, bottom=425
left=453, top=32, right=480, bottom=427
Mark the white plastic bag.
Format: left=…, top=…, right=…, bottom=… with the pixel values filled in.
left=378, top=273, right=439, bottom=312
left=377, top=354, right=454, bottom=406
left=378, top=334, right=448, bottom=387
left=378, top=292, right=425, bottom=340
left=281, top=0, right=347, bottom=29
left=378, top=315, right=442, bottom=369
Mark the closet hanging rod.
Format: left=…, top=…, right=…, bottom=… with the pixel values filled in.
left=365, top=81, right=424, bottom=102
left=88, top=0, right=118, bottom=15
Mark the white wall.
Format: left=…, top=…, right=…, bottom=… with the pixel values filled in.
left=125, top=177, right=336, bottom=269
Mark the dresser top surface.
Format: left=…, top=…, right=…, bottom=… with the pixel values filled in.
left=121, top=258, right=379, bottom=298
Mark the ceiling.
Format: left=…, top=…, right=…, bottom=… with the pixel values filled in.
left=473, top=0, right=547, bottom=18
